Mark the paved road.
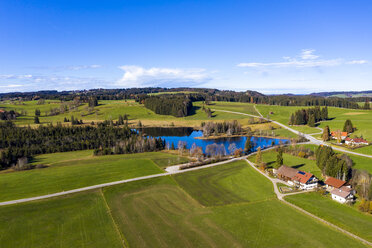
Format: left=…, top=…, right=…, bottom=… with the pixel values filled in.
left=244, top=158, right=372, bottom=247
left=214, top=108, right=372, bottom=158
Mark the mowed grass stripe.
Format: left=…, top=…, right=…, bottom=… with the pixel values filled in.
left=173, top=160, right=275, bottom=206
left=0, top=190, right=123, bottom=248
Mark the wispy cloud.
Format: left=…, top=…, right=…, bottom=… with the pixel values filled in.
left=0, top=74, right=109, bottom=92
left=116, top=65, right=211, bottom=87
left=237, top=49, right=368, bottom=68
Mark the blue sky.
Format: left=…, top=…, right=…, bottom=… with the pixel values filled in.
left=0, top=0, right=371, bottom=94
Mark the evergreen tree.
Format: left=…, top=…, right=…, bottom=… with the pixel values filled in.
left=34, top=116, right=40, bottom=124
left=308, top=113, right=315, bottom=127
left=35, top=109, right=41, bottom=116
left=276, top=148, right=283, bottom=168
left=244, top=137, right=253, bottom=154
left=363, top=99, right=370, bottom=110
left=289, top=114, right=294, bottom=125
left=343, top=119, right=354, bottom=133
left=322, top=126, right=331, bottom=141
left=255, top=147, right=262, bottom=164
left=171, top=142, right=175, bottom=150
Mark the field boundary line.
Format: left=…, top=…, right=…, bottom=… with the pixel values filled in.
left=100, top=189, right=129, bottom=248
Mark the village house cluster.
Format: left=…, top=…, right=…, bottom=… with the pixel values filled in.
left=331, top=131, right=369, bottom=147
left=274, top=165, right=355, bottom=204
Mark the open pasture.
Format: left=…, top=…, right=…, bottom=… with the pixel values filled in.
left=286, top=192, right=372, bottom=243
left=0, top=151, right=187, bottom=202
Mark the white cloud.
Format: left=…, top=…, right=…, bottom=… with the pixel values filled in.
left=300, top=49, right=319, bottom=60
left=68, top=64, right=102, bottom=70
left=0, top=84, right=23, bottom=88
left=237, top=49, right=367, bottom=68
left=346, top=60, right=368, bottom=65
left=116, top=65, right=210, bottom=87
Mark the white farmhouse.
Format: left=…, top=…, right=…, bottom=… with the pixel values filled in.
left=330, top=187, right=354, bottom=204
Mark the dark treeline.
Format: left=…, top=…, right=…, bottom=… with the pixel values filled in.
left=143, top=96, right=193, bottom=117
left=316, top=146, right=352, bottom=181
left=0, top=88, right=360, bottom=109
left=0, top=110, right=19, bottom=120
left=0, top=122, right=163, bottom=169
left=289, top=106, right=328, bottom=126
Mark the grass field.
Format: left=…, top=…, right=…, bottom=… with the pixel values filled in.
left=248, top=148, right=323, bottom=178
left=0, top=160, right=367, bottom=247
left=0, top=100, right=253, bottom=127
left=101, top=161, right=366, bottom=247
left=286, top=192, right=372, bottom=243
left=0, top=151, right=188, bottom=202
left=0, top=190, right=123, bottom=248
left=255, top=104, right=322, bottom=134
left=173, top=160, right=275, bottom=206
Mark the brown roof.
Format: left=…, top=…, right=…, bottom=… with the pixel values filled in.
left=277, top=165, right=298, bottom=179
left=339, top=186, right=352, bottom=192
left=0, top=109, right=5, bottom=113
left=331, top=188, right=352, bottom=198
left=325, top=177, right=346, bottom=188
left=293, top=171, right=314, bottom=184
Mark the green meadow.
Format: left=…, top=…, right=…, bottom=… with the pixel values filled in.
left=248, top=148, right=323, bottom=179
left=0, top=190, right=123, bottom=248
left=0, top=151, right=188, bottom=202
left=286, top=192, right=372, bottom=243
left=0, top=160, right=367, bottom=247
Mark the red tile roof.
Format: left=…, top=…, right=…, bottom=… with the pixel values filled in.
left=331, top=131, right=348, bottom=137
left=293, top=171, right=313, bottom=184
left=325, top=177, right=346, bottom=188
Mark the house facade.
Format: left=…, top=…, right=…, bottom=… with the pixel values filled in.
left=345, top=137, right=369, bottom=146
left=331, top=131, right=348, bottom=140
left=325, top=177, right=346, bottom=191
left=276, top=165, right=318, bottom=190
left=331, top=188, right=354, bottom=203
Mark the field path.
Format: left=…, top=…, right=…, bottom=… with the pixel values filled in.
left=213, top=108, right=372, bottom=158
left=244, top=158, right=372, bottom=247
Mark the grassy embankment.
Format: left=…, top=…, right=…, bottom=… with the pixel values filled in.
left=0, top=151, right=188, bottom=202
left=0, top=160, right=367, bottom=247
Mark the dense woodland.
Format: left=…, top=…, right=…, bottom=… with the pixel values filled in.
left=0, top=122, right=164, bottom=169
left=316, top=146, right=352, bottom=181
left=143, top=95, right=193, bottom=117
left=289, top=106, right=328, bottom=126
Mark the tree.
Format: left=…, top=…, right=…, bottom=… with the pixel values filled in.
left=228, top=143, right=237, bottom=155
left=363, top=99, right=370, bottom=110
left=35, top=109, right=41, bottom=116
left=244, top=137, right=253, bottom=154
left=255, top=147, right=262, bottom=164
left=308, top=113, right=315, bottom=127
left=276, top=148, right=283, bottom=168
left=343, top=119, right=354, bottom=133
left=322, top=126, right=331, bottom=141
left=34, top=116, right=40, bottom=124
left=171, top=142, right=175, bottom=150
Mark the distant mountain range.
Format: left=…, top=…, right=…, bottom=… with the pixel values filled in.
left=310, top=90, right=372, bottom=98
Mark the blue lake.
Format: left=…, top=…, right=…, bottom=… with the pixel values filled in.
left=139, top=127, right=289, bottom=154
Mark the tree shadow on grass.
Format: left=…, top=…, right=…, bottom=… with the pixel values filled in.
left=292, top=163, right=305, bottom=169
